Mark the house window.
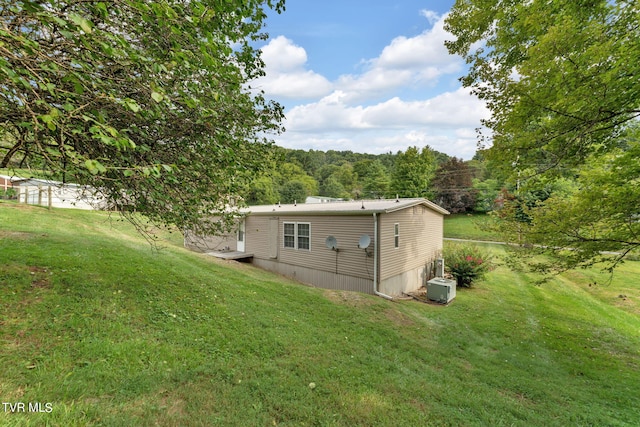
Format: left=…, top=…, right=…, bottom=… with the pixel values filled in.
left=283, top=222, right=311, bottom=250
left=284, top=222, right=296, bottom=248
left=297, top=223, right=310, bottom=250
left=394, top=223, right=399, bottom=248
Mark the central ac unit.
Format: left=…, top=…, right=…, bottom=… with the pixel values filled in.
left=426, top=278, right=456, bottom=304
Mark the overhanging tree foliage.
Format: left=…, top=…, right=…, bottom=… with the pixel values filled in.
left=1, top=0, right=285, bottom=236
left=445, top=0, right=640, bottom=270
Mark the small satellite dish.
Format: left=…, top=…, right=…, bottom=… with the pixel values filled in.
left=325, top=235, right=338, bottom=250
left=358, top=234, right=371, bottom=249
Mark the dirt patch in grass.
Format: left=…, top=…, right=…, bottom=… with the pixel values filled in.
left=0, top=230, right=34, bottom=240
left=8, top=329, right=45, bottom=353
left=323, top=289, right=378, bottom=306
left=0, top=385, right=26, bottom=401
left=17, top=296, right=43, bottom=308
left=383, top=308, right=417, bottom=327
left=497, top=388, right=537, bottom=407
left=0, top=202, right=35, bottom=210
left=163, top=396, right=186, bottom=418
left=609, top=293, right=638, bottom=315
left=323, top=290, right=376, bottom=307
left=28, top=266, right=51, bottom=288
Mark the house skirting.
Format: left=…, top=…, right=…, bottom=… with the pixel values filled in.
left=252, top=259, right=374, bottom=294
left=251, top=259, right=434, bottom=297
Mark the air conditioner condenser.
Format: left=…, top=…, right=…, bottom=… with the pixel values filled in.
left=426, top=278, right=456, bottom=304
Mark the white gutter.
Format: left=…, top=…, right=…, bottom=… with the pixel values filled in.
left=373, top=212, right=394, bottom=300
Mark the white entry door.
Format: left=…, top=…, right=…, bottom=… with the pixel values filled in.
left=237, top=220, right=246, bottom=252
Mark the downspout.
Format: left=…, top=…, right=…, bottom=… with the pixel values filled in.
left=373, top=212, right=394, bottom=300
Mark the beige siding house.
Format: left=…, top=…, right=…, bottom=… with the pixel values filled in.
left=185, top=198, right=449, bottom=297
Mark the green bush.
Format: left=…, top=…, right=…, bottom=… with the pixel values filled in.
left=1, top=188, right=17, bottom=200
left=444, top=244, right=493, bottom=287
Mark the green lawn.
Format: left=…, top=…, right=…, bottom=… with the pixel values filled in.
left=444, top=213, right=501, bottom=241
left=0, top=168, right=58, bottom=180
left=1, top=202, right=639, bottom=426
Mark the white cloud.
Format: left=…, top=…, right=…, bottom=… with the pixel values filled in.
left=261, top=35, right=308, bottom=71
left=335, top=68, right=415, bottom=101
left=420, top=9, right=441, bottom=25
left=287, top=87, right=488, bottom=131
left=285, top=91, right=369, bottom=131
left=333, top=13, right=463, bottom=101
left=377, top=25, right=452, bottom=69
left=280, top=87, right=489, bottom=159
left=255, top=36, right=333, bottom=99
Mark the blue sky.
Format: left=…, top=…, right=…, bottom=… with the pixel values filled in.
left=254, top=0, right=489, bottom=159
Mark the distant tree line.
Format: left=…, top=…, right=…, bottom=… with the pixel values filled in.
left=240, top=145, right=507, bottom=215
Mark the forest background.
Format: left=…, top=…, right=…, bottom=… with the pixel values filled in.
left=244, top=144, right=503, bottom=215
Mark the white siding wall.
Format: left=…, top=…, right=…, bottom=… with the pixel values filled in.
left=378, top=206, right=443, bottom=294
left=248, top=214, right=376, bottom=281
left=185, top=205, right=444, bottom=296
left=184, top=231, right=237, bottom=253
left=184, top=217, right=240, bottom=253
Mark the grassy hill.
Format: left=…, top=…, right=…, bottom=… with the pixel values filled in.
left=1, top=202, right=639, bottom=426
left=444, top=213, right=501, bottom=241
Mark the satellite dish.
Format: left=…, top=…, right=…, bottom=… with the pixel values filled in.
left=358, top=234, right=371, bottom=249
left=325, top=235, right=338, bottom=250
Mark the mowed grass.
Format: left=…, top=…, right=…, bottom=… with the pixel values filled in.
left=444, top=213, right=500, bottom=241
left=1, top=202, right=639, bottom=426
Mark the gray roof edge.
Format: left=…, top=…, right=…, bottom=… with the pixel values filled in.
left=384, top=199, right=450, bottom=215
left=245, top=198, right=449, bottom=216
left=248, top=208, right=384, bottom=216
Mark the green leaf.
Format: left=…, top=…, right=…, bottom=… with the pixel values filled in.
left=100, top=42, right=114, bottom=56
left=151, top=91, right=164, bottom=102
left=85, top=159, right=106, bottom=175
left=95, top=2, right=108, bottom=18
left=69, top=13, right=92, bottom=33
left=124, top=99, right=141, bottom=113
left=73, top=81, right=84, bottom=95
left=52, top=17, right=67, bottom=27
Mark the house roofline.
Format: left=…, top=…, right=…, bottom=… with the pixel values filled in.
left=384, top=199, right=449, bottom=215
left=244, top=198, right=449, bottom=216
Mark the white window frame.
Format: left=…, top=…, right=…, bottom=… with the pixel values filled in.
left=394, top=223, right=400, bottom=249
left=283, top=222, right=311, bottom=251
left=296, top=222, right=311, bottom=250
left=283, top=222, right=296, bottom=249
